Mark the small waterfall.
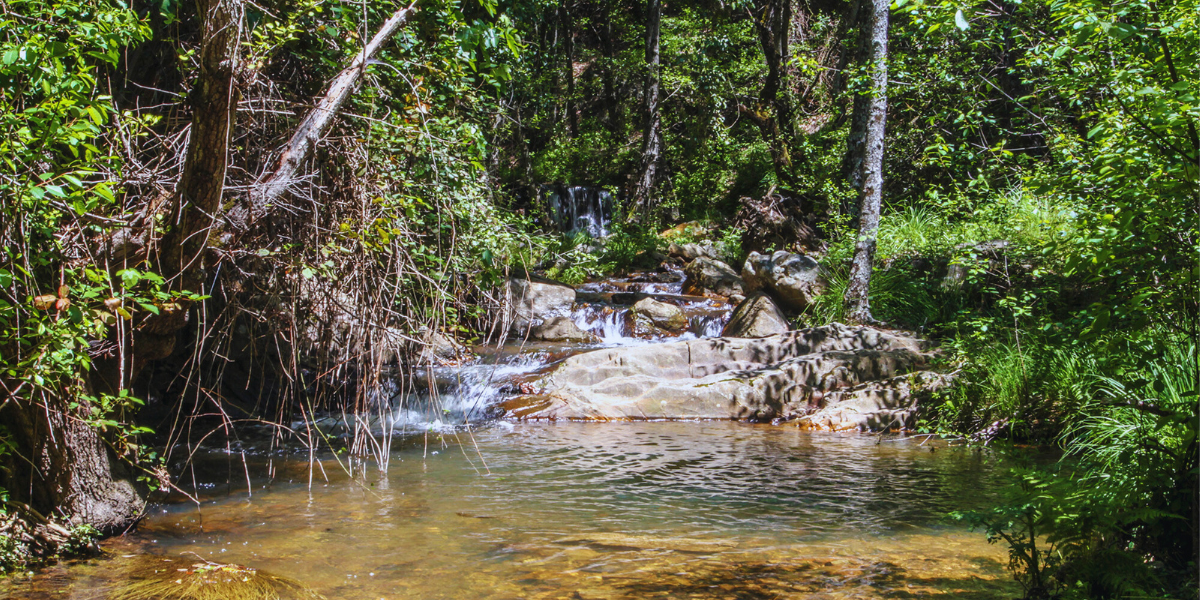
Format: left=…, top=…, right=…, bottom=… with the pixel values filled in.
left=690, top=313, right=730, bottom=338
left=571, top=304, right=636, bottom=345
left=356, top=354, right=549, bottom=432
left=541, top=184, right=614, bottom=237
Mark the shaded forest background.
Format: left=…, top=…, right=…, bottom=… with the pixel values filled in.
left=0, top=0, right=1195, bottom=597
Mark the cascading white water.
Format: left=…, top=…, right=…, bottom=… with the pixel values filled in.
left=359, top=354, right=549, bottom=433
left=571, top=304, right=638, bottom=345
left=542, top=185, right=613, bottom=237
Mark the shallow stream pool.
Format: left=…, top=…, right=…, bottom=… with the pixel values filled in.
left=3, top=422, right=1018, bottom=599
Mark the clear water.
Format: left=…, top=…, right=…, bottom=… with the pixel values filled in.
left=2, top=422, right=1019, bottom=599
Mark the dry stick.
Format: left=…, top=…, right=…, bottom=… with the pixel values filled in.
left=227, top=2, right=419, bottom=233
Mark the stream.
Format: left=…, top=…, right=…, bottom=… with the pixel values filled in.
left=2, top=423, right=1017, bottom=599
left=2, top=198, right=1020, bottom=599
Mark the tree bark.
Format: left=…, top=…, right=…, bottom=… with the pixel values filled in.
left=224, top=3, right=418, bottom=234
left=843, top=0, right=888, bottom=325
left=158, top=0, right=243, bottom=293
left=0, top=395, right=144, bottom=535
left=632, top=0, right=663, bottom=212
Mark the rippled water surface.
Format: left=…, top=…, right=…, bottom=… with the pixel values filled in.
left=3, top=422, right=1019, bottom=599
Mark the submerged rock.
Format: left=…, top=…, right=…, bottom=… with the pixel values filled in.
left=499, top=323, right=933, bottom=424
left=741, top=250, right=824, bottom=312
left=503, top=275, right=576, bottom=335
left=631, top=297, right=688, bottom=332
left=682, top=257, right=744, bottom=298
left=722, top=292, right=789, bottom=338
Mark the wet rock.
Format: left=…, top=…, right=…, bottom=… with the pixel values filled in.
left=682, top=257, right=744, bottom=298
left=741, top=250, right=824, bottom=312
left=611, top=292, right=650, bottom=305
left=527, top=316, right=596, bottom=343
left=499, top=323, right=932, bottom=424
left=722, top=292, right=789, bottom=338
left=503, top=275, right=576, bottom=334
left=631, top=298, right=687, bottom=332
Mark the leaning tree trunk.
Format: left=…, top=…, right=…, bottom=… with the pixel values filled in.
left=842, top=0, right=888, bottom=325
left=632, top=0, right=663, bottom=213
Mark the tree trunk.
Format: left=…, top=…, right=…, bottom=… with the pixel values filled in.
left=740, top=0, right=800, bottom=188
left=842, top=0, right=888, bottom=325
left=223, top=3, right=418, bottom=234
left=632, top=0, right=663, bottom=212
left=602, top=15, right=620, bottom=132
left=158, top=0, right=243, bottom=293
left=0, top=395, right=144, bottom=535
left=842, top=0, right=872, bottom=197
left=561, top=2, right=579, bottom=138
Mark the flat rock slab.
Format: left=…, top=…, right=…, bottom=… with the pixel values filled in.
left=499, top=323, right=937, bottom=426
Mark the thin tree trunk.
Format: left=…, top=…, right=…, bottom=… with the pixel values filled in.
left=842, top=0, right=872, bottom=197
left=159, top=0, right=243, bottom=292
left=602, top=16, right=620, bottom=132
left=561, top=2, right=579, bottom=138
left=632, top=0, right=663, bottom=211
left=224, top=3, right=418, bottom=234
left=742, top=0, right=799, bottom=188
left=843, top=0, right=888, bottom=325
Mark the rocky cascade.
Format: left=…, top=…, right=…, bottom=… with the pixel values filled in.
left=499, top=323, right=947, bottom=430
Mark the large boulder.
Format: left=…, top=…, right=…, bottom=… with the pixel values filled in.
left=741, top=250, right=824, bottom=312
left=631, top=297, right=687, bottom=332
left=722, top=292, right=789, bottom=338
left=667, top=241, right=719, bottom=263
left=683, top=257, right=744, bottom=298
left=503, top=276, right=576, bottom=335
left=528, top=316, right=596, bottom=343
left=499, top=323, right=932, bottom=423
